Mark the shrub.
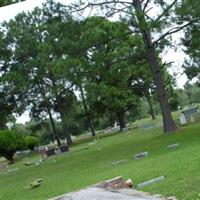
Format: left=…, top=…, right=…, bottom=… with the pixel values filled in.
left=25, top=136, right=39, bottom=151
left=0, top=130, right=26, bottom=162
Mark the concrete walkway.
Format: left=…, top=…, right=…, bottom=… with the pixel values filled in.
left=49, top=177, right=176, bottom=200
left=50, top=187, right=165, bottom=200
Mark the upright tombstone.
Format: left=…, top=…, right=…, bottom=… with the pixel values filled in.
left=155, top=121, right=163, bottom=128
left=39, top=148, right=47, bottom=159
left=179, top=114, right=186, bottom=125
left=181, top=107, right=199, bottom=124
left=190, top=115, right=195, bottom=123
left=59, top=144, right=69, bottom=153
left=46, top=147, right=55, bottom=157
left=183, top=107, right=198, bottom=117
left=114, top=121, right=118, bottom=128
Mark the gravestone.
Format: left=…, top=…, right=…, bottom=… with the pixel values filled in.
left=137, top=176, right=165, bottom=189
left=24, top=161, right=33, bottom=166
left=190, top=115, right=195, bottom=123
left=39, top=148, right=47, bottom=159
left=155, top=121, right=163, bottom=128
left=178, top=107, right=200, bottom=125
left=134, top=152, right=149, bottom=160
left=49, top=176, right=171, bottom=200
left=140, top=123, right=153, bottom=130
left=111, top=159, right=128, bottom=166
left=122, top=127, right=128, bottom=131
left=179, top=114, right=186, bottom=125
left=59, top=144, right=69, bottom=153
left=46, top=147, right=55, bottom=157
left=7, top=168, right=18, bottom=173
left=167, top=143, right=180, bottom=149
left=114, top=121, right=118, bottom=128
left=72, top=146, right=89, bottom=153
left=167, top=197, right=178, bottom=200
left=89, top=141, right=97, bottom=146
left=183, top=107, right=198, bottom=116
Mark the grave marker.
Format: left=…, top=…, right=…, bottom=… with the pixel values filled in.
left=137, top=176, right=165, bottom=189
left=155, top=121, right=163, bottom=128
left=72, top=146, right=89, bottom=153
left=141, top=123, right=153, bottom=130
left=167, top=143, right=180, bottom=149
left=7, top=168, right=18, bottom=173
left=59, top=144, right=69, bottom=153
left=111, top=159, right=127, bottom=166
left=134, top=152, right=149, bottom=160
left=89, top=141, right=97, bottom=146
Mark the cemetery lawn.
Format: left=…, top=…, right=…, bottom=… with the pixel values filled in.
left=1, top=123, right=200, bottom=200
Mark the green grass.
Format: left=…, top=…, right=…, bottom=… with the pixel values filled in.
left=1, top=123, right=200, bottom=200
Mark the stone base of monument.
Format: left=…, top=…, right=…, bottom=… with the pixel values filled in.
left=48, top=176, right=178, bottom=200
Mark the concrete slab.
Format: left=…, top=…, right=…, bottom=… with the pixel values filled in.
left=49, top=177, right=172, bottom=200
left=50, top=187, right=165, bottom=200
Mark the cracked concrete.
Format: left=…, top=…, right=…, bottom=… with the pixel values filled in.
left=49, top=177, right=175, bottom=200
left=49, top=187, right=166, bottom=200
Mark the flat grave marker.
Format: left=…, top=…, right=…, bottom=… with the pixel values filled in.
left=134, top=152, right=149, bottom=160
left=7, top=168, right=18, bottom=173
left=111, top=159, right=128, bottom=166
left=167, top=143, right=180, bottom=149
left=88, top=141, right=97, bottom=146
left=137, top=176, right=165, bottom=189
left=140, top=123, right=153, bottom=130
left=155, top=121, right=163, bottom=128
left=72, top=146, right=89, bottom=153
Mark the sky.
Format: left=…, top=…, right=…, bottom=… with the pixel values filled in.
left=0, top=0, right=189, bottom=124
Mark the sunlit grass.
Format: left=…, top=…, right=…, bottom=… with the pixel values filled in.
left=1, top=122, right=200, bottom=200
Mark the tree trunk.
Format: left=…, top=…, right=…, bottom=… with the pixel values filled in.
left=79, top=84, right=96, bottom=137
left=146, top=92, right=156, bottom=120
left=48, top=75, right=72, bottom=145
left=148, top=97, right=156, bottom=120
left=134, top=0, right=177, bottom=133
left=116, top=112, right=126, bottom=131
left=3, top=151, right=15, bottom=163
left=59, top=109, right=73, bottom=145
left=46, top=106, right=61, bottom=146
left=37, top=83, right=62, bottom=145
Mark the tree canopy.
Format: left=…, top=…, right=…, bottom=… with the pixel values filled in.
left=1, top=0, right=199, bottom=147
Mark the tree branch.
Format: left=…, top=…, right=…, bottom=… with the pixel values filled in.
left=105, top=5, right=132, bottom=17
left=154, top=0, right=178, bottom=22
left=153, top=20, right=198, bottom=47
left=142, top=0, right=150, bottom=12
left=70, top=0, right=133, bottom=13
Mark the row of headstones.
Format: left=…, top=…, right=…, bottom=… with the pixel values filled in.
left=39, top=144, right=69, bottom=158
left=111, top=142, right=180, bottom=189
left=139, top=121, right=163, bottom=130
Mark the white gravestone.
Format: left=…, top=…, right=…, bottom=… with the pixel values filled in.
left=179, top=114, right=186, bottom=125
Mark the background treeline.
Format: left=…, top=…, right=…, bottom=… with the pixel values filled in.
left=0, top=0, right=199, bottom=148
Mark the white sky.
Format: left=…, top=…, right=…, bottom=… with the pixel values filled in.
left=0, top=0, right=189, bottom=124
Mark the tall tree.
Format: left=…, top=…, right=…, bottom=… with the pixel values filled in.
left=44, top=0, right=97, bottom=138
left=177, top=0, right=200, bottom=84
left=0, top=0, right=25, bottom=7
left=71, top=0, right=197, bottom=133
left=81, top=16, right=141, bottom=131
left=1, top=7, right=65, bottom=145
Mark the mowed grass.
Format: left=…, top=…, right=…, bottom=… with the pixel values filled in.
left=1, top=123, right=200, bottom=200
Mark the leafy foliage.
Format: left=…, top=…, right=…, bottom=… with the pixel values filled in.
left=177, top=0, right=200, bottom=83
left=0, top=0, right=24, bottom=7
left=0, top=130, right=25, bottom=162
left=25, top=136, right=39, bottom=151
